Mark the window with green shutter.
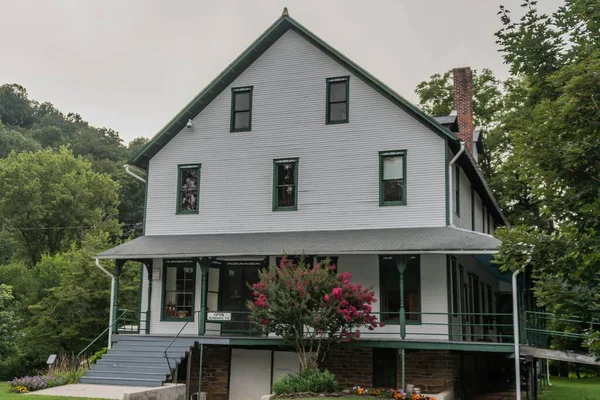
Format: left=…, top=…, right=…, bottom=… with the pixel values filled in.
left=326, top=76, right=349, bottom=124
left=177, top=164, right=200, bottom=214
left=230, top=86, right=253, bottom=132
left=379, top=150, right=407, bottom=206
left=273, top=158, right=298, bottom=211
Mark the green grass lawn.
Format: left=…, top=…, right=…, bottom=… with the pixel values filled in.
left=540, top=376, right=600, bottom=400
left=0, top=382, right=109, bottom=400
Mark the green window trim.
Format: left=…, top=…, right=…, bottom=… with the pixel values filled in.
left=272, top=158, right=299, bottom=211
left=161, top=259, right=197, bottom=322
left=326, top=76, right=349, bottom=124
left=379, top=255, right=422, bottom=325
left=451, top=256, right=458, bottom=316
left=230, top=86, right=253, bottom=132
left=176, top=164, right=201, bottom=214
left=455, top=164, right=460, bottom=216
left=379, top=150, right=407, bottom=206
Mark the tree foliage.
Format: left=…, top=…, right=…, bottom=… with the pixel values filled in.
left=248, top=257, right=380, bottom=371
left=0, top=147, right=121, bottom=265
left=0, top=83, right=144, bottom=378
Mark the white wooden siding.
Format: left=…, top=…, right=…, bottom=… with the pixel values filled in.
left=473, top=192, right=483, bottom=233
left=453, top=166, right=472, bottom=230
left=145, top=29, right=446, bottom=235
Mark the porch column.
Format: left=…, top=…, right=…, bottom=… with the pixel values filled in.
left=143, top=259, right=153, bottom=334
left=393, top=256, right=409, bottom=339
left=112, top=260, right=124, bottom=335
left=198, top=257, right=210, bottom=336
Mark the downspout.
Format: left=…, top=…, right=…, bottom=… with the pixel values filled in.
left=512, top=247, right=534, bottom=400
left=448, top=142, right=465, bottom=228
left=125, top=164, right=146, bottom=183
left=96, top=258, right=115, bottom=350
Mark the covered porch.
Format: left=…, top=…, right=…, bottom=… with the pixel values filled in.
left=97, top=227, right=512, bottom=346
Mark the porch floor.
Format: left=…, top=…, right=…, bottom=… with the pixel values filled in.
left=119, top=334, right=514, bottom=353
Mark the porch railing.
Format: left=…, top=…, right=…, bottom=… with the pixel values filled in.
left=114, top=308, right=148, bottom=334
left=523, top=311, right=600, bottom=347
left=162, top=310, right=201, bottom=382
left=203, top=310, right=514, bottom=343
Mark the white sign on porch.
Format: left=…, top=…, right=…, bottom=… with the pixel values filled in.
left=207, top=312, right=232, bottom=321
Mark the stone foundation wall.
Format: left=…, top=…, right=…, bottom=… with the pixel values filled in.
left=404, top=350, right=459, bottom=393
left=321, top=347, right=373, bottom=388
left=183, top=345, right=231, bottom=400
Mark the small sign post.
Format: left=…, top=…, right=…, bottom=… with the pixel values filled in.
left=47, top=354, right=57, bottom=378
left=207, top=312, right=232, bottom=321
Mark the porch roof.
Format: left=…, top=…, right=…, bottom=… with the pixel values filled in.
left=97, top=227, right=501, bottom=259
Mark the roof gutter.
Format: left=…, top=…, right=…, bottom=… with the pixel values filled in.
left=448, top=141, right=466, bottom=228
left=512, top=245, right=535, bottom=400
left=125, top=165, right=146, bottom=183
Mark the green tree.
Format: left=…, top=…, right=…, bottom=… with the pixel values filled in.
left=0, top=147, right=121, bottom=265
left=493, top=0, right=600, bottom=352
left=0, top=84, right=37, bottom=128
left=0, top=122, right=41, bottom=157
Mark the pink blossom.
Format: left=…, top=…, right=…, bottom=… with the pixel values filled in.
left=329, top=264, right=336, bottom=271
left=324, top=294, right=330, bottom=302
left=332, top=287, right=342, bottom=299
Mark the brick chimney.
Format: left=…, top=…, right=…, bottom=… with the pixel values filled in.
left=453, top=67, right=474, bottom=152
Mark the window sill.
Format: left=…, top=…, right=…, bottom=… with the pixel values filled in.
left=161, top=317, right=195, bottom=322
left=273, top=207, right=297, bottom=212
left=230, top=128, right=252, bottom=133
left=379, top=202, right=407, bottom=207
left=176, top=211, right=199, bottom=215
left=326, top=119, right=349, bottom=125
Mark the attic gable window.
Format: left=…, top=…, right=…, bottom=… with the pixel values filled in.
left=231, top=86, right=253, bottom=132
left=379, top=150, right=407, bottom=206
left=273, top=158, right=298, bottom=211
left=326, top=76, right=349, bottom=124
left=177, top=164, right=200, bottom=214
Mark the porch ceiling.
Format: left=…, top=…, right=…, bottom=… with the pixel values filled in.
left=97, top=227, right=500, bottom=259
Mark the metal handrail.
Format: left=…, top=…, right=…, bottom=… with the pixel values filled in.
left=77, top=309, right=130, bottom=364
left=162, top=310, right=201, bottom=381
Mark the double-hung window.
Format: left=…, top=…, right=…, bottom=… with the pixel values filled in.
left=177, top=164, right=200, bottom=214
left=162, top=259, right=196, bottom=321
left=379, top=150, right=407, bottom=206
left=326, top=76, right=349, bottom=124
left=231, top=86, right=253, bottom=132
left=379, top=255, right=421, bottom=324
left=273, top=158, right=298, bottom=211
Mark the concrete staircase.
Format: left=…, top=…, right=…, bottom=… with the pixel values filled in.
left=80, top=335, right=197, bottom=387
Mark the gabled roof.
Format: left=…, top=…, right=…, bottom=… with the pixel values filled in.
left=128, top=12, right=459, bottom=169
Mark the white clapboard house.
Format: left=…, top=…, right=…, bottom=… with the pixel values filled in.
left=83, top=9, right=515, bottom=400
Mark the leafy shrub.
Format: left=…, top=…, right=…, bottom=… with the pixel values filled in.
left=272, top=368, right=338, bottom=395
left=8, top=375, right=67, bottom=393
left=88, top=347, right=108, bottom=365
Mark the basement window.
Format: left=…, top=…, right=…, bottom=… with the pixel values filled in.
left=326, top=77, right=349, bottom=124
left=273, top=158, right=298, bottom=211
left=177, top=164, right=200, bottom=214
left=231, top=86, right=253, bottom=132
left=379, top=150, right=407, bottom=206
left=162, top=260, right=196, bottom=321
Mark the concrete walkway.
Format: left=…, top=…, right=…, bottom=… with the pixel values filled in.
left=29, top=384, right=153, bottom=399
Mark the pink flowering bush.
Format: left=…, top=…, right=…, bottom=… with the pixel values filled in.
left=248, top=256, right=381, bottom=371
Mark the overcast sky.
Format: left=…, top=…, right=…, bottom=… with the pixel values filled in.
left=1, top=0, right=562, bottom=143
